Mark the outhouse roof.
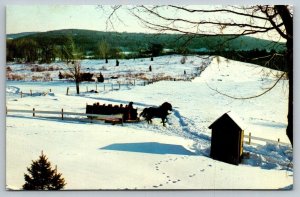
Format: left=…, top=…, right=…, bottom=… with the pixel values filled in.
left=208, top=111, right=245, bottom=130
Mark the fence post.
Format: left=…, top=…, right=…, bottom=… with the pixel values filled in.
left=134, top=79, right=135, bottom=86
left=61, top=108, right=64, bottom=120
left=66, top=87, right=69, bottom=95
left=96, top=84, right=97, bottom=91
left=119, top=83, right=120, bottom=90
left=30, top=90, right=32, bottom=96
left=111, top=84, right=113, bottom=91
left=49, top=89, right=52, bottom=92
left=248, top=132, right=251, bottom=145
left=104, top=85, right=106, bottom=91
left=86, top=86, right=88, bottom=92
left=278, top=138, right=280, bottom=143
left=33, top=108, right=35, bottom=117
left=21, top=91, right=23, bottom=98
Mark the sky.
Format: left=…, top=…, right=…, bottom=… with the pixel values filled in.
left=6, top=5, right=147, bottom=34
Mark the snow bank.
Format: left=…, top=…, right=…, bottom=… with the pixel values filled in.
left=6, top=55, right=292, bottom=190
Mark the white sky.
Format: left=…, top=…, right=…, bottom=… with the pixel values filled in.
left=6, top=5, right=150, bottom=34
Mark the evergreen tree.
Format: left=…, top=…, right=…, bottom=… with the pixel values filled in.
left=23, top=151, right=66, bottom=190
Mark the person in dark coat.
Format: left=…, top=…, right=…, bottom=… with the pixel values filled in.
left=58, top=71, right=63, bottom=79
left=98, top=72, right=104, bottom=83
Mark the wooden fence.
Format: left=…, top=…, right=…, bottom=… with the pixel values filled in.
left=244, top=132, right=290, bottom=146
left=6, top=108, right=123, bottom=124
left=6, top=108, right=290, bottom=146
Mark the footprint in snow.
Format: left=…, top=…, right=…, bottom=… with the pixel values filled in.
left=153, top=185, right=158, bottom=188
left=200, top=169, right=205, bottom=172
left=208, top=164, right=212, bottom=167
left=189, top=174, right=196, bottom=177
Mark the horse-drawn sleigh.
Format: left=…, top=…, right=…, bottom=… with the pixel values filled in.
left=86, top=101, right=172, bottom=126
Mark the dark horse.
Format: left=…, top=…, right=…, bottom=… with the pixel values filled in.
left=140, top=102, right=172, bottom=126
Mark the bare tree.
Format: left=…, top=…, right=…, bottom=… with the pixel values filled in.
left=99, top=40, right=110, bottom=63
left=103, top=5, right=293, bottom=145
left=66, top=61, right=81, bottom=94
left=60, top=37, right=82, bottom=95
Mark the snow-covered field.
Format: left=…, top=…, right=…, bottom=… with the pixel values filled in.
left=6, top=55, right=293, bottom=190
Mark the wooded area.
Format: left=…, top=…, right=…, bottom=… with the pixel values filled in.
left=7, top=29, right=286, bottom=70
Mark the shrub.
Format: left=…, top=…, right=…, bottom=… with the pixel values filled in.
left=7, top=73, right=25, bottom=81
left=32, top=75, right=43, bottom=81
left=6, top=66, right=12, bottom=72
left=47, top=65, right=60, bottom=71
left=180, top=56, right=187, bottom=64
left=23, top=151, right=66, bottom=190
left=43, top=72, right=52, bottom=81
left=62, top=73, right=73, bottom=79
left=30, top=65, right=47, bottom=72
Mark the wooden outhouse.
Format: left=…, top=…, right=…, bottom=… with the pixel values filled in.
left=208, top=112, right=244, bottom=165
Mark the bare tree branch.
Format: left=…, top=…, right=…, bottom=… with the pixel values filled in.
left=168, top=5, right=269, bottom=20
left=206, top=72, right=285, bottom=100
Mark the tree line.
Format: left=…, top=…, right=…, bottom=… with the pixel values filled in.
left=7, top=29, right=286, bottom=64
left=6, top=35, right=165, bottom=64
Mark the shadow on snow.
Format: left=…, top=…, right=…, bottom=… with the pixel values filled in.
left=100, top=142, right=195, bottom=155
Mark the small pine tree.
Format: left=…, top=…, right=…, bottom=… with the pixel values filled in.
left=23, top=151, right=66, bottom=190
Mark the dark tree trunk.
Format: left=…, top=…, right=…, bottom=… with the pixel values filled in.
left=286, top=38, right=293, bottom=146
left=275, top=5, right=293, bottom=146
left=76, top=80, right=80, bottom=94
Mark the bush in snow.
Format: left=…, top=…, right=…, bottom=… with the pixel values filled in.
left=23, top=151, right=66, bottom=190
left=47, top=65, right=60, bottom=71
left=43, top=72, right=52, bottom=81
left=6, top=73, right=25, bottom=81
left=32, top=75, right=43, bottom=81
left=6, top=66, right=12, bottom=72
left=30, top=65, right=47, bottom=72
left=180, top=56, right=187, bottom=64
left=60, top=72, right=73, bottom=79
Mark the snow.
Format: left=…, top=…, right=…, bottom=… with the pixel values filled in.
left=6, top=55, right=292, bottom=190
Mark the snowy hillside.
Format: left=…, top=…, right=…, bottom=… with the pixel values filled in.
left=6, top=55, right=292, bottom=190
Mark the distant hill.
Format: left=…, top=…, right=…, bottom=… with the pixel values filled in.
left=7, top=32, right=39, bottom=39
left=7, top=29, right=286, bottom=54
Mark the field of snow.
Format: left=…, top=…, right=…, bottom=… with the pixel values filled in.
left=6, top=55, right=293, bottom=190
